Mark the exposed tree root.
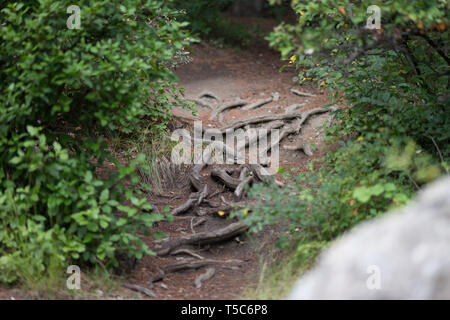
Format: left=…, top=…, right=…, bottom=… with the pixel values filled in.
left=241, top=97, right=273, bottom=110
left=173, top=114, right=197, bottom=122
left=195, top=267, right=216, bottom=288
left=259, top=106, right=335, bottom=156
left=220, top=196, right=248, bottom=210
left=209, top=99, right=248, bottom=120
left=169, top=184, right=208, bottom=216
left=148, top=259, right=240, bottom=285
left=196, top=205, right=231, bottom=217
left=237, top=120, right=285, bottom=152
left=161, top=259, right=242, bottom=274
left=216, top=111, right=305, bottom=133
left=181, top=132, right=240, bottom=163
left=190, top=145, right=214, bottom=192
left=284, top=143, right=313, bottom=156
left=235, top=176, right=253, bottom=199
left=258, top=118, right=301, bottom=157
left=192, top=217, right=207, bottom=228
left=238, top=166, right=250, bottom=180
left=196, top=184, right=209, bottom=205
left=171, top=248, right=205, bottom=260
left=169, top=197, right=197, bottom=216
left=211, top=168, right=242, bottom=190
left=156, top=221, right=249, bottom=256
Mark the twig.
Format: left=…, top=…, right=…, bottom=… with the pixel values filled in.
left=198, top=90, right=219, bottom=101
left=290, top=89, right=316, bottom=97
left=235, top=176, right=253, bottom=199
left=190, top=217, right=195, bottom=234
left=285, top=103, right=307, bottom=114
left=171, top=248, right=205, bottom=260
left=192, top=217, right=207, bottom=227
left=169, top=198, right=197, bottom=215
left=428, top=135, right=445, bottom=164
left=211, top=167, right=242, bottom=190
left=242, top=97, right=273, bottom=110
left=161, top=259, right=242, bottom=274
left=283, top=143, right=313, bottom=156
left=122, top=283, right=157, bottom=298
left=250, top=164, right=284, bottom=187
left=209, top=99, right=248, bottom=120
left=215, top=111, right=306, bottom=133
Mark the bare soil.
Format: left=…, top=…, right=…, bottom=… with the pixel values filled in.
left=0, top=18, right=337, bottom=300
left=119, top=32, right=336, bottom=300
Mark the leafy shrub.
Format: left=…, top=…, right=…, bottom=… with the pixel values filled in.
left=173, top=0, right=232, bottom=35
left=173, top=0, right=255, bottom=47
left=0, top=0, right=191, bottom=284
left=237, top=0, right=448, bottom=245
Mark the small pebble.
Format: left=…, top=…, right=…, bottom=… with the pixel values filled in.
left=272, top=92, right=280, bottom=102
left=160, top=283, right=168, bottom=290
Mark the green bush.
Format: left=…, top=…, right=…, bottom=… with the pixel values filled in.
left=237, top=0, right=448, bottom=244
left=173, top=0, right=232, bottom=36
left=0, top=0, right=191, bottom=284
left=173, top=0, right=255, bottom=47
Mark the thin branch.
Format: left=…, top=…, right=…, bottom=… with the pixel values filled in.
left=428, top=135, right=445, bottom=164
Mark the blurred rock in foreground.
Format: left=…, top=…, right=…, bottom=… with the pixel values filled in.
left=289, top=175, right=450, bottom=299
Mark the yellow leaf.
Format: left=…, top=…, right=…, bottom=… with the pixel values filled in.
left=417, top=20, right=424, bottom=30
left=218, top=211, right=225, bottom=216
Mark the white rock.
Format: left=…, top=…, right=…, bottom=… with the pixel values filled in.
left=289, top=175, right=450, bottom=300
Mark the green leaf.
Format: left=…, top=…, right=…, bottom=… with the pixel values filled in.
left=100, top=189, right=109, bottom=203
left=117, top=218, right=127, bottom=226
left=353, top=187, right=372, bottom=203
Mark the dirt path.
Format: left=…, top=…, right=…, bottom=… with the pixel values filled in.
left=123, top=35, right=336, bottom=299
left=0, top=21, right=335, bottom=300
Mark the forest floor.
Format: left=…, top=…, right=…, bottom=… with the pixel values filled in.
left=0, top=18, right=338, bottom=300
left=116, top=21, right=337, bottom=300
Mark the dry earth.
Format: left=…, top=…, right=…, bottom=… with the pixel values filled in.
left=0, top=19, right=337, bottom=300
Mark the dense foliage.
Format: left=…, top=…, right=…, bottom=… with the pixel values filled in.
left=0, top=0, right=191, bottom=284
left=238, top=0, right=449, bottom=247
left=173, top=0, right=263, bottom=47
